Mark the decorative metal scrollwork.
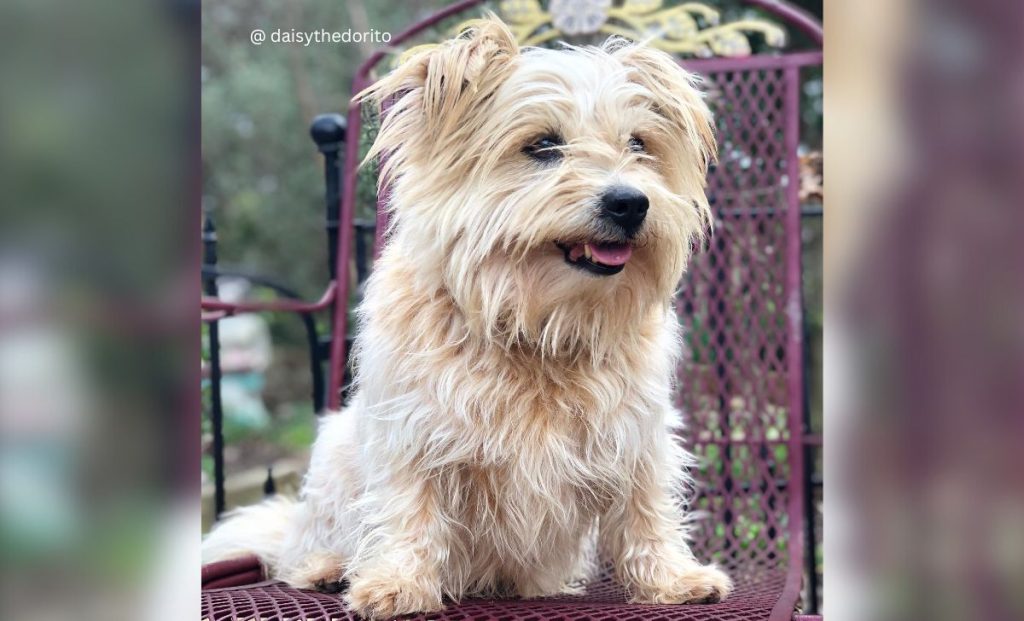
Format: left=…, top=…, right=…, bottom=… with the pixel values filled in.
left=498, top=0, right=786, bottom=57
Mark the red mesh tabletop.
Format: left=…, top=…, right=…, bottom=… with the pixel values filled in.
left=202, top=556, right=788, bottom=621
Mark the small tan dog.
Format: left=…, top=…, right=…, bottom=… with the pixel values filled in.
left=203, top=17, right=731, bottom=618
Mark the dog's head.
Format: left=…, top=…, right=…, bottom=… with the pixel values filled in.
left=360, top=17, right=715, bottom=356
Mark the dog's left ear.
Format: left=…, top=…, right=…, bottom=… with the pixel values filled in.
left=610, top=43, right=718, bottom=173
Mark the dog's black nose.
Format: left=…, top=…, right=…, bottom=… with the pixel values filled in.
left=600, top=185, right=649, bottom=236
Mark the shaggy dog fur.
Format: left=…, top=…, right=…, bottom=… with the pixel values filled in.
left=203, top=17, right=732, bottom=619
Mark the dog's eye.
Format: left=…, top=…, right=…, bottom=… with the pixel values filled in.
left=628, top=135, right=646, bottom=153
left=524, top=135, right=564, bottom=163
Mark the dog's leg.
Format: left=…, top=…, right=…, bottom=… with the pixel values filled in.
left=344, top=475, right=451, bottom=619
left=600, top=444, right=732, bottom=605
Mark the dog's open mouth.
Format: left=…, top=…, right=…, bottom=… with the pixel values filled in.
left=555, top=241, right=633, bottom=276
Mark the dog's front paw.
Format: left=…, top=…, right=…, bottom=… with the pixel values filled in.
left=345, top=569, right=444, bottom=619
left=629, top=563, right=733, bottom=605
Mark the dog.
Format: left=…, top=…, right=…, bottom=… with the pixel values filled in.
left=203, top=17, right=731, bottom=619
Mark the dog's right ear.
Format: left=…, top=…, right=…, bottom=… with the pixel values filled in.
left=357, top=16, right=519, bottom=140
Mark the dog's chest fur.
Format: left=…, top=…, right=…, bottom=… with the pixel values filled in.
left=354, top=264, right=675, bottom=589
left=437, top=376, right=631, bottom=590
left=426, top=331, right=660, bottom=584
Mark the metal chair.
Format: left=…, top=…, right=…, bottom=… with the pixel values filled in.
left=201, top=1, right=822, bottom=619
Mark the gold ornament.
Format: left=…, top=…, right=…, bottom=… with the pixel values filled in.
left=494, top=0, right=786, bottom=57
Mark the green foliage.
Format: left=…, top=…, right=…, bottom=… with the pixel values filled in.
left=202, top=0, right=455, bottom=303
left=269, top=403, right=318, bottom=450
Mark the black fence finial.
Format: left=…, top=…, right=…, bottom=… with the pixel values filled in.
left=310, top=114, right=347, bottom=152
left=310, top=114, right=347, bottom=282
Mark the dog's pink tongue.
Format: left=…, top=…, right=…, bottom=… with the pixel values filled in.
left=590, top=242, right=633, bottom=266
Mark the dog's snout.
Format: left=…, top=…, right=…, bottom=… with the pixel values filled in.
left=600, top=185, right=649, bottom=236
